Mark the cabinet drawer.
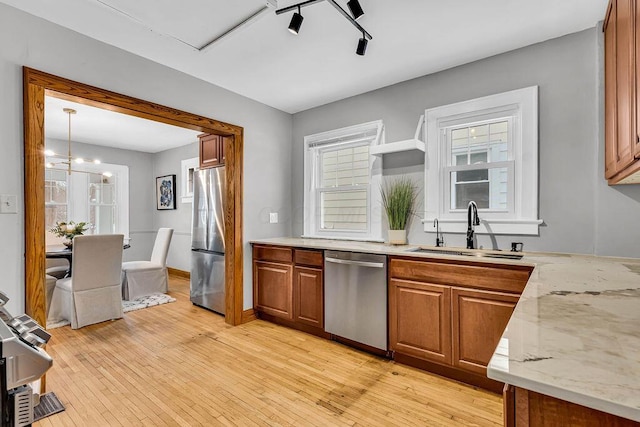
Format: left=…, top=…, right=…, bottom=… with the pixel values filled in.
left=389, top=257, right=531, bottom=294
left=294, top=249, right=323, bottom=267
left=253, top=245, right=293, bottom=263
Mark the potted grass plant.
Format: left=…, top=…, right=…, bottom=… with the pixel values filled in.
left=381, top=177, right=417, bottom=245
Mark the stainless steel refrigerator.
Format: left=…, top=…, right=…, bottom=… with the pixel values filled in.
left=190, top=166, right=225, bottom=315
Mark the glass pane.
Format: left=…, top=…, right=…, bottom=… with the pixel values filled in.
left=92, top=206, right=115, bottom=234
left=455, top=182, right=490, bottom=209
left=457, top=169, right=488, bottom=182
left=470, top=152, right=487, bottom=164
left=45, top=205, right=67, bottom=230
left=89, top=184, right=99, bottom=203
left=52, top=182, right=67, bottom=204
left=321, top=145, right=369, bottom=188
left=102, top=185, right=115, bottom=204
left=451, top=119, right=509, bottom=165
left=451, top=167, right=508, bottom=210
left=320, top=190, right=367, bottom=231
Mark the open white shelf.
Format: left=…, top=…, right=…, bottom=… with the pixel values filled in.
left=370, top=138, right=425, bottom=156
left=371, top=114, right=425, bottom=157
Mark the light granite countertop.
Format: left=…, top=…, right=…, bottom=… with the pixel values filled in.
left=251, top=237, right=640, bottom=422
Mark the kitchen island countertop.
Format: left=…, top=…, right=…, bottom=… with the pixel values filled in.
left=251, top=237, right=640, bottom=422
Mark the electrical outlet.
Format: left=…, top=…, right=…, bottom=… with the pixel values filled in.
left=269, top=212, right=278, bottom=224
left=0, top=195, right=17, bottom=214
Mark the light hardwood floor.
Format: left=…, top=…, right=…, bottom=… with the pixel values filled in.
left=37, top=275, right=503, bottom=426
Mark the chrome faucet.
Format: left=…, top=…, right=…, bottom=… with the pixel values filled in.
left=466, top=201, right=480, bottom=249
left=433, top=218, right=443, bottom=247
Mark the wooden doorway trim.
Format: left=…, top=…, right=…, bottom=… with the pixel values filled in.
left=23, top=67, right=244, bottom=327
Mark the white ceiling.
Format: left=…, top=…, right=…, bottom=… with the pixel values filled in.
left=5, top=0, right=607, bottom=113
left=45, top=96, right=201, bottom=153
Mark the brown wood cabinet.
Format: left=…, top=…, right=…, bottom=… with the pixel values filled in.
left=504, top=385, right=640, bottom=427
left=388, top=256, right=532, bottom=391
left=293, top=266, right=323, bottom=328
left=199, top=133, right=225, bottom=168
left=253, top=260, right=293, bottom=320
left=253, top=245, right=326, bottom=336
left=604, top=0, right=640, bottom=184
left=388, top=279, right=451, bottom=365
left=451, top=287, right=519, bottom=375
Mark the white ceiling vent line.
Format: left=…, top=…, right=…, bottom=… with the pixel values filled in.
left=199, top=0, right=278, bottom=52
left=94, top=0, right=200, bottom=50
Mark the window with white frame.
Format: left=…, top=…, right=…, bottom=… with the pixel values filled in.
left=424, top=86, right=542, bottom=235
left=45, top=159, right=130, bottom=240
left=88, top=173, right=117, bottom=234
left=44, top=169, right=68, bottom=230
left=304, top=120, right=384, bottom=240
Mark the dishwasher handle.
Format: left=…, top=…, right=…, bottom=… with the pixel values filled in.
left=325, top=257, right=385, bottom=269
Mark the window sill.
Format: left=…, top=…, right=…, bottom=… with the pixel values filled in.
left=422, top=218, right=542, bottom=235
left=301, top=235, right=385, bottom=243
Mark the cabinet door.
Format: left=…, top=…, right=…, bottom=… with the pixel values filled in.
left=605, top=1, right=619, bottom=179
left=616, top=0, right=635, bottom=172
left=293, top=266, right=323, bottom=328
left=389, top=279, right=451, bottom=365
left=199, top=134, right=222, bottom=169
left=451, top=287, right=518, bottom=375
left=253, top=261, right=293, bottom=320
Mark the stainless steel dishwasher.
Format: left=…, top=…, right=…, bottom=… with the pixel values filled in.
left=324, top=251, right=388, bottom=351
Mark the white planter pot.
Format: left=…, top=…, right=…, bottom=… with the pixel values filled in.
left=388, top=229, right=407, bottom=245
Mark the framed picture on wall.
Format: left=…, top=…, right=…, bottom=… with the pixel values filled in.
left=156, top=174, right=176, bottom=210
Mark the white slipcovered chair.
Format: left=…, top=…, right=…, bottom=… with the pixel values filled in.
left=47, top=234, right=124, bottom=329
left=45, top=274, right=57, bottom=317
left=121, top=228, right=174, bottom=301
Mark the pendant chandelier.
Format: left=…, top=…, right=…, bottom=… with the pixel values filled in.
left=45, top=108, right=111, bottom=177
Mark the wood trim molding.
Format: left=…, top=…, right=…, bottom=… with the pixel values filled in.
left=241, top=309, right=257, bottom=323
left=23, top=67, right=244, bottom=327
left=167, top=268, right=190, bottom=280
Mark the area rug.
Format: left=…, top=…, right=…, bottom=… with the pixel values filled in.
left=33, top=392, right=65, bottom=421
left=47, top=293, right=176, bottom=329
left=122, top=292, right=176, bottom=313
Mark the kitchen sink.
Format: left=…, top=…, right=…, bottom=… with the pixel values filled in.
left=406, top=247, right=524, bottom=260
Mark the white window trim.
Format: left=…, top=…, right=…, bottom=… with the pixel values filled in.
left=303, top=120, right=384, bottom=241
left=423, top=86, right=542, bottom=235
left=180, top=156, right=199, bottom=203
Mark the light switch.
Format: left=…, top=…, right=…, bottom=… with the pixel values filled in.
left=269, top=212, right=278, bottom=224
left=0, top=195, right=17, bottom=214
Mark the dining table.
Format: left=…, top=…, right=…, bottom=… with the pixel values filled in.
left=46, top=243, right=131, bottom=277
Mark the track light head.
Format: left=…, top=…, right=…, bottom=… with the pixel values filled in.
left=347, top=0, right=364, bottom=20
left=288, top=6, right=304, bottom=34
left=356, top=35, right=368, bottom=56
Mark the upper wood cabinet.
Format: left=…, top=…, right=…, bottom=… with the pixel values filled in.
left=199, top=133, right=225, bottom=169
left=605, top=0, right=640, bottom=184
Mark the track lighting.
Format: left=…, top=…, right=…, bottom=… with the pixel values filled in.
left=356, top=32, right=368, bottom=56
left=276, top=0, right=372, bottom=55
left=347, top=0, right=364, bottom=20
left=288, top=6, right=304, bottom=35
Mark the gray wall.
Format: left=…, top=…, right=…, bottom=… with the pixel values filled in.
left=152, top=142, right=199, bottom=272
left=0, top=3, right=292, bottom=314
left=292, top=27, right=640, bottom=258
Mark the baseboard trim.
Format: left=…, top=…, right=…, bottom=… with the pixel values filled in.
left=167, top=267, right=190, bottom=279
left=241, top=309, right=257, bottom=323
